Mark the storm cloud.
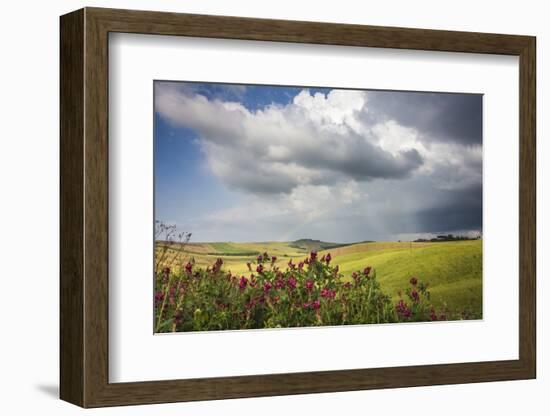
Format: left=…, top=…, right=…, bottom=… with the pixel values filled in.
left=155, top=82, right=483, bottom=241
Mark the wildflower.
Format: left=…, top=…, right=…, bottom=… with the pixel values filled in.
left=246, top=262, right=252, bottom=271
left=303, top=301, right=311, bottom=309
left=395, top=299, right=412, bottom=319
left=298, top=262, right=304, bottom=270
left=352, top=272, right=360, bottom=284
left=273, top=295, right=280, bottom=303
left=154, top=291, right=164, bottom=303
left=263, top=252, right=269, bottom=261
left=256, top=264, right=264, bottom=274
left=288, top=259, right=295, bottom=270
left=263, top=281, right=272, bottom=293
left=162, top=267, right=170, bottom=275
left=184, top=262, right=193, bottom=274
left=411, top=289, right=420, bottom=302
left=275, top=278, right=285, bottom=289
left=312, top=300, right=321, bottom=310
left=304, top=257, right=310, bottom=265
left=410, top=277, right=418, bottom=286
left=310, top=251, right=318, bottom=261
left=325, top=253, right=332, bottom=264
left=239, top=276, right=248, bottom=290
left=287, top=276, right=297, bottom=290
left=271, top=256, right=277, bottom=264
left=320, top=288, right=336, bottom=299
left=257, top=255, right=263, bottom=264
left=363, top=267, right=371, bottom=277
left=305, top=279, right=314, bottom=291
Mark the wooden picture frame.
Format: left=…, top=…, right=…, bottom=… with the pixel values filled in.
left=60, top=7, right=536, bottom=408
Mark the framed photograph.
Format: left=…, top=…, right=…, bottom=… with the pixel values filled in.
left=60, top=7, right=536, bottom=407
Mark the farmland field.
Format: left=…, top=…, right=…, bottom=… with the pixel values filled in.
left=155, top=239, right=482, bottom=318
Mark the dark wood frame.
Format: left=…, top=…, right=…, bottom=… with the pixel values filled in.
left=60, top=7, right=536, bottom=408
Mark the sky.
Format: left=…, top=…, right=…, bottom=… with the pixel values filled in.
left=154, top=81, right=482, bottom=243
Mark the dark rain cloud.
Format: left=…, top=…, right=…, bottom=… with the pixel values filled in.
left=364, top=91, right=483, bottom=146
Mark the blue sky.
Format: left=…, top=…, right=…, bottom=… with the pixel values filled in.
left=154, top=81, right=482, bottom=243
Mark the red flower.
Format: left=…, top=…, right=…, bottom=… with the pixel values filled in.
left=396, top=299, right=412, bottom=318
left=288, top=259, right=296, bottom=270
left=310, top=251, right=318, bottom=261
left=363, top=267, right=371, bottom=277
left=271, top=256, right=277, bottom=264
left=257, top=255, right=263, bottom=264
left=325, top=253, right=332, bottom=264
left=256, top=264, right=264, bottom=274
left=411, top=289, right=420, bottom=302
left=184, top=262, right=193, bottom=274
left=305, top=279, right=314, bottom=291
left=287, top=276, right=297, bottom=290
left=321, top=288, right=336, bottom=299
left=263, top=281, right=272, bottom=293
left=312, top=300, right=321, bottom=310
left=298, top=262, right=304, bottom=270
left=239, top=276, right=248, bottom=290
left=410, top=277, right=418, bottom=286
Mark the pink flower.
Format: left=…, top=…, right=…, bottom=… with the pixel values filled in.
left=325, top=253, right=332, bottom=264
left=310, top=251, right=318, bottom=261
left=363, top=267, right=371, bottom=277
left=321, top=288, right=336, bottom=299
left=312, top=300, right=321, bottom=310
left=305, top=279, right=314, bottom=291
left=298, top=262, right=304, bottom=270
left=239, top=276, right=248, bottom=290
left=411, top=289, right=420, bottom=302
left=410, top=277, right=418, bottom=286
left=154, top=291, right=164, bottom=303
left=256, top=264, right=264, bottom=274
left=271, top=256, right=277, bottom=264
left=288, top=259, right=295, bottom=270
left=184, top=262, right=193, bottom=274
left=263, top=281, right=272, bottom=293
left=257, top=255, right=263, bottom=264
left=287, top=276, right=297, bottom=290
left=396, top=299, right=412, bottom=318
left=275, top=278, right=285, bottom=289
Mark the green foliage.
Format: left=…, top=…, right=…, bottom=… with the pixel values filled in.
left=154, top=252, right=457, bottom=333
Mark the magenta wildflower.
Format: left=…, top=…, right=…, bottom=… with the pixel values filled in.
left=363, top=267, right=371, bottom=277
left=263, top=281, right=272, bottom=293
left=184, top=262, right=193, bottom=274
left=239, top=276, right=248, bottom=290
left=288, top=259, right=295, bottom=269
left=256, top=264, right=264, bottom=274
left=410, top=277, right=418, bottom=286
left=411, top=289, right=420, bottom=302
left=312, top=300, right=321, bottom=310
left=298, top=261, right=304, bottom=270
left=257, top=255, right=263, bottom=264
left=305, top=279, right=314, bottom=291
left=287, top=276, right=297, bottom=290
left=325, top=253, right=332, bottom=264
left=271, top=256, right=277, bottom=264
left=310, top=251, right=318, bottom=261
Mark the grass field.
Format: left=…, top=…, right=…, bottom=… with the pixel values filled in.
left=157, top=239, right=482, bottom=318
